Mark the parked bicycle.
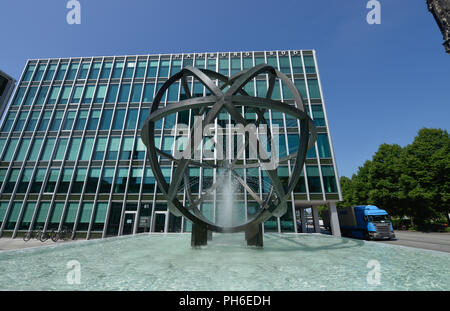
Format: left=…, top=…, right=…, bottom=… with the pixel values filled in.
left=51, top=227, right=73, bottom=242
left=23, top=227, right=45, bottom=242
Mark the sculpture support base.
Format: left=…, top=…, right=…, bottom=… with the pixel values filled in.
left=245, top=223, right=263, bottom=247
left=207, top=230, right=213, bottom=241
left=191, top=223, right=208, bottom=247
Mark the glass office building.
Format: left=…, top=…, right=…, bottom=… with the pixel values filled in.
left=0, top=50, right=341, bottom=240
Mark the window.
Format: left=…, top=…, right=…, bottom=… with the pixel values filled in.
left=31, top=169, right=46, bottom=193
left=34, top=202, right=50, bottom=229
left=306, top=166, right=322, bottom=193
left=63, top=203, right=79, bottom=228
left=279, top=56, right=291, bottom=74
left=143, top=83, right=155, bottom=102
left=311, top=105, right=325, bottom=127
left=138, top=109, right=149, bottom=129
left=86, top=168, right=101, bottom=193
left=230, top=58, right=241, bottom=75
left=33, top=64, right=47, bottom=82
left=89, top=62, right=101, bottom=79
left=100, top=168, right=114, bottom=193
left=6, top=202, right=23, bottom=230
left=23, top=87, right=38, bottom=106
left=87, top=110, right=101, bottom=130
left=15, top=138, right=31, bottom=161
left=67, top=137, right=82, bottom=161
left=125, top=109, right=138, bottom=130
left=114, top=168, right=128, bottom=193
left=118, top=84, right=131, bottom=103
left=27, top=138, right=43, bottom=161
left=291, top=55, right=303, bottom=74
left=158, top=60, right=170, bottom=77
left=256, top=80, right=267, bottom=98
left=55, top=63, right=68, bottom=80
left=207, top=58, right=217, bottom=71
left=38, top=111, right=52, bottom=131
left=92, top=202, right=108, bottom=231
left=106, top=84, right=119, bottom=103
left=2, top=139, right=19, bottom=161
left=112, top=61, right=124, bottom=78
left=50, top=111, right=64, bottom=131
left=12, top=87, right=26, bottom=106
left=131, top=84, right=142, bottom=103
left=4, top=169, right=20, bottom=192
left=45, top=169, right=60, bottom=192
left=74, top=110, right=88, bottom=130
left=112, top=109, right=126, bottom=130
left=23, top=64, right=36, bottom=82
left=13, top=111, right=28, bottom=132
left=94, top=85, right=107, bottom=103
left=147, top=60, right=158, bottom=77
left=124, top=61, right=135, bottom=78
left=71, top=168, right=87, bottom=193
left=58, top=168, right=73, bottom=193
left=135, top=138, right=146, bottom=160
left=82, top=85, right=95, bottom=104
left=171, top=59, right=182, bottom=75
left=78, top=203, right=94, bottom=231
left=135, top=61, right=147, bottom=78
left=287, top=134, right=299, bottom=155
left=120, top=137, right=134, bottom=160
left=162, top=136, right=174, bottom=154
left=317, top=134, right=331, bottom=158
left=303, top=55, right=316, bottom=73
left=93, top=137, right=107, bottom=160
left=219, top=57, right=229, bottom=76
left=167, top=83, right=179, bottom=101
left=99, top=109, right=113, bottom=130
left=47, top=86, right=61, bottom=105
left=49, top=202, right=64, bottom=229
left=78, top=63, right=91, bottom=79
left=17, top=169, right=33, bottom=193
left=70, top=86, right=84, bottom=104
left=80, top=137, right=95, bottom=160
left=40, top=138, right=56, bottom=161
left=294, top=79, right=307, bottom=99
left=35, top=86, right=49, bottom=105
left=282, top=83, right=293, bottom=100
left=44, top=64, right=57, bottom=81
left=107, top=137, right=121, bottom=160
left=62, top=111, right=76, bottom=130
left=25, top=111, right=40, bottom=131
left=58, top=86, right=72, bottom=105
left=267, top=56, right=277, bottom=68
left=100, top=62, right=112, bottom=79
left=322, top=166, right=337, bottom=193
left=307, top=79, right=321, bottom=99
left=143, top=168, right=155, bottom=193
left=128, top=168, right=143, bottom=193
left=1, top=112, right=16, bottom=132
left=54, top=138, right=68, bottom=161
left=0, top=139, right=5, bottom=158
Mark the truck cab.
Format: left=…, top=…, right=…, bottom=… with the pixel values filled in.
left=354, top=205, right=396, bottom=240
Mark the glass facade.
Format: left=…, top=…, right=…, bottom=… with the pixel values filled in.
left=0, top=50, right=340, bottom=239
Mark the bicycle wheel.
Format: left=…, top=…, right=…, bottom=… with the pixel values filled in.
left=51, top=230, right=59, bottom=242
left=40, top=231, right=50, bottom=242
left=35, top=230, right=42, bottom=241
left=23, top=231, right=32, bottom=242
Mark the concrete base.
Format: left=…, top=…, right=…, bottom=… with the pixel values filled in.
left=299, top=208, right=307, bottom=233
left=328, top=203, right=341, bottom=237
left=207, top=230, right=213, bottom=241
left=245, top=223, right=263, bottom=247
left=311, top=207, right=321, bottom=233
left=191, top=223, right=208, bottom=247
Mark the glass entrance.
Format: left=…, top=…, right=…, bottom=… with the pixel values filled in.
left=122, top=212, right=136, bottom=235
left=152, top=212, right=167, bottom=233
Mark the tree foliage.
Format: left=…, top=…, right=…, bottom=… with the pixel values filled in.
left=338, top=128, right=449, bottom=225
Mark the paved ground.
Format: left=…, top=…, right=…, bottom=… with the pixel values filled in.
left=0, top=238, right=73, bottom=252
left=380, top=230, right=450, bottom=253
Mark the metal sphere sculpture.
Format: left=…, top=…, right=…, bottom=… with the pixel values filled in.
left=141, top=64, right=317, bottom=247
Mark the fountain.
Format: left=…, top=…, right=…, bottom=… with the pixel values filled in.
left=141, top=64, right=316, bottom=247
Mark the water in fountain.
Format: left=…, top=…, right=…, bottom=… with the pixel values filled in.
left=216, top=169, right=241, bottom=228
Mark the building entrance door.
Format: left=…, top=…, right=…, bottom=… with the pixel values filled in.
left=152, top=212, right=168, bottom=233
left=122, top=212, right=136, bottom=235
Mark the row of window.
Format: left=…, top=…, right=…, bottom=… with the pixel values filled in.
left=0, top=164, right=337, bottom=197
left=21, top=54, right=316, bottom=85
left=0, top=131, right=332, bottom=164
left=11, top=76, right=322, bottom=108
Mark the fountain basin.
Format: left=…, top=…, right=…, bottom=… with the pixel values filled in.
left=0, top=233, right=449, bottom=290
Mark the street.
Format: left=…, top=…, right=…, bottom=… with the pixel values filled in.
left=380, top=230, right=450, bottom=253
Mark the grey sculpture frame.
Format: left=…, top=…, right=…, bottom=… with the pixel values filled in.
left=141, top=64, right=317, bottom=246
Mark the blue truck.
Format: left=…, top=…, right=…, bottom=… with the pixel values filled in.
left=324, top=205, right=396, bottom=240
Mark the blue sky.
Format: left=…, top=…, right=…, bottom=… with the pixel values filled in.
left=0, top=0, right=448, bottom=178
